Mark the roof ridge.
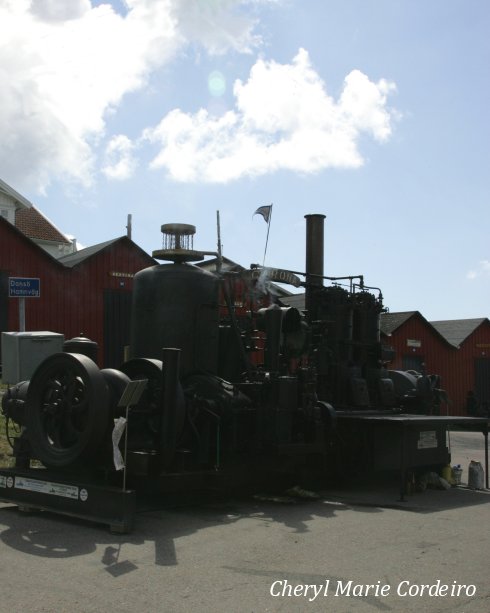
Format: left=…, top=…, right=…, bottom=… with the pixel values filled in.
left=430, top=317, right=487, bottom=324
left=430, top=318, right=490, bottom=347
left=58, top=236, right=133, bottom=267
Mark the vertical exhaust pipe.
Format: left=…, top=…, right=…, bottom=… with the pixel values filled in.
left=305, top=214, right=326, bottom=318
left=160, top=347, right=181, bottom=468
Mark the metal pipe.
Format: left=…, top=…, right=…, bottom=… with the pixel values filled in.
left=160, top=347, right=181, bottom=468
left=216, top=211, right=223, bottom=273
left=485, top=428, right=489, bottom=489
left=305, top=214, right=326, bottom=281
left=264, top=305, right=282, bottom=372
left=304, top=214, right=326, bottom=317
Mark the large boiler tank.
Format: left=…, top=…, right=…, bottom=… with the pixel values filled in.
left=130, top=224, right=220, bottom=377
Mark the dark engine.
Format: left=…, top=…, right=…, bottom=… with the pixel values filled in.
left=1, top=215, right=445, bottom=487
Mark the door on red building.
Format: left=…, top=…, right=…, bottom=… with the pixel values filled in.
left=402, top=354, right=425, bottom=373
left=103, top=289, right=132, bottom=368
left=475, top=357, right=490, bottom=412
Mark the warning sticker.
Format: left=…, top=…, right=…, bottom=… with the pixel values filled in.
left=0, top=476, right=6, bottom=488
left=14, top=477, right=79, bottom=500
left=418, top=430, right=438, bottom=449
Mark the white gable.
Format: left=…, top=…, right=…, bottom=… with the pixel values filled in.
left=0, top=178, right=33, bottom=225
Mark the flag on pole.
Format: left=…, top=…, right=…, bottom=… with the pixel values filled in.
left=253, top=204, right=273, bottom=265
left=253, top=205, right=272, bottom=223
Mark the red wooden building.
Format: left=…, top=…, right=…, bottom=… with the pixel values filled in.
left=0, top=216, right=155, bottom=368
left=380, top=311, right=490, bottom=415
left=431, top=318, right=490, bottom=416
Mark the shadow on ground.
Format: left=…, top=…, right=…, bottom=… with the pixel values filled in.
left=0, top=472, right=488, bottom=575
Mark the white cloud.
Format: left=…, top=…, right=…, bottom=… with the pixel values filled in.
left=467, top=260, right=490, bottom=280
left=171, top=0, right=261, bottom=54
left=102, top=135, right=137, bottom=180
left=144, top=48, right=397, bottom=183
left=0, top=0, right=261, bottom=192
left=29, top=0, right=92, bottom=22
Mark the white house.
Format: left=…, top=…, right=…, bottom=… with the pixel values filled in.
left=0, top=178, right=76, bottom=258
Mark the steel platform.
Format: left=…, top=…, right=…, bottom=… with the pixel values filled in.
left=336, top=413, right=489, bottom=499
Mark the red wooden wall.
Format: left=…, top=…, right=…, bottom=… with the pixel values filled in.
left=60, top=240, right=155, bottom=365
left=1, top=219, right=69, bottom=331
left=452, top=321, right=490, bottom=415
left=0, top=218, right=154, bottom=367
left=382, top=313, right=490, bottom=415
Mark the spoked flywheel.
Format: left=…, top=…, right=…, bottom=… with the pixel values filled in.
left=25, top=353, right=110, bottom=468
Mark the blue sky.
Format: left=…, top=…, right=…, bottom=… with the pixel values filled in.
left=1, top=0, right=489, bottom=320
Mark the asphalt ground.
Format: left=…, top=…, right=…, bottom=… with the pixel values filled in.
left=0, top=431, right=488, bottom=613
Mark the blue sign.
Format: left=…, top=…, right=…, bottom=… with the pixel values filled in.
left=9, top=277, right=41, bottom=298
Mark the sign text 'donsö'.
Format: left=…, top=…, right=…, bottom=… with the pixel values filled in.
left=8, top=277, right=41, bottom=298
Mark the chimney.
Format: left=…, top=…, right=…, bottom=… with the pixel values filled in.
left=304, top=213, right=326, bottom=317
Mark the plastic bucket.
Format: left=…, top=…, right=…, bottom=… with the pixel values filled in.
left=452, top=466, right=463, bottom=485
left=468, top=461, right=484, bottom=490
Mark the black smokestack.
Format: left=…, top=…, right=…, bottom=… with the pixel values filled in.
left=305, top=213, right=326, bottom=317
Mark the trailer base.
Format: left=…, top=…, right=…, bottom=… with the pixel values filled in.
left=0, top=467, right=136, bottom=533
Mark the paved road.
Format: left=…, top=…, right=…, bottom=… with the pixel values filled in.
left=0, top=431, right=488, bottom=613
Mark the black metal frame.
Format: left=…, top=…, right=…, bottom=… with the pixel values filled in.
left=0, top=467, right=136, bottom=533
left=337, top=414, right=489, bottom=500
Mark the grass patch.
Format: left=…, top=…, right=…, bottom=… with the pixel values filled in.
left=0, top=385, right=14, bottom=467
left=0, top=412, right=14, bottom=467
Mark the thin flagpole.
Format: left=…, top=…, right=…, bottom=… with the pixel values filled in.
left=262, top=203, right=272, bottom=266
left=216, top=210, right=223, bottom=273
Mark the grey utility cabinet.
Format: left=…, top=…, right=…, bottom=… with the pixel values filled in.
left=1, top=331, right=64, bottom=384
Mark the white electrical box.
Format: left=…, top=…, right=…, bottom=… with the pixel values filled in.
left=1, top=331, right=65, bottom=384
